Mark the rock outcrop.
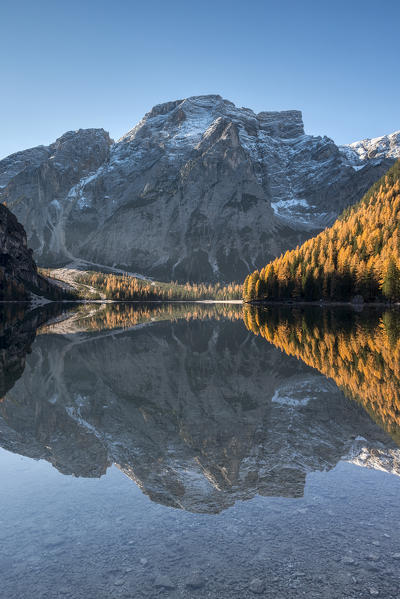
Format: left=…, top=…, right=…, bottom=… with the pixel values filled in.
left=0, top=97, right=397, bottom=282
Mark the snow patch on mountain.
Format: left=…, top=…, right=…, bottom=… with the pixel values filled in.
left=271, top=198, right=313, bottom=223
left=271, top=390, right=312, bottom=407
left=67, top=168, right=105, bottom=209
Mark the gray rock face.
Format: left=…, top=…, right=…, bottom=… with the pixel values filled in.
left=0, top=96, right=397, bottom=281
left=0, top=128, right=112, bottom=265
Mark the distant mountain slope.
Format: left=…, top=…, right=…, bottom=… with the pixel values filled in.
left=0, top=95, right=397, bottom=282
left=340, top=130, right=400, bottom=165
left=0, top=203, right=66, bottom=300
left=243, top=160, right=400, bottom=302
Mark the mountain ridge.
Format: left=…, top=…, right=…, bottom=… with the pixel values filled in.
left=1, top=95, right=398, bottom=282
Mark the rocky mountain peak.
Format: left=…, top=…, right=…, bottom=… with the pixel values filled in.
left=48, top=128, right=113, bottom=172
left=257, top=109, right=304, bottom=138
left=0, top=97, right=398, bottom=282
left=0, top=128, right=113, bottom=190
left=52, top=128, right=113, bottom=149
left=144, top=94, right=225, bottom=120
left=122, top=95, right=305, bottom=146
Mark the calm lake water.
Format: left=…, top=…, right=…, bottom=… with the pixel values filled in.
left=0, top=302, right=400, bottom=598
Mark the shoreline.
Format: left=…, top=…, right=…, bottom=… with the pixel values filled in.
left=245, top=300, right=400, bottom=307
left=2, top=298, right=399, bottom=309
left=0, top=299, right=244, bottom=307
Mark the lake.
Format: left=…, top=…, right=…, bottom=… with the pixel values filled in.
left=0, top=303, right=399, bottom=598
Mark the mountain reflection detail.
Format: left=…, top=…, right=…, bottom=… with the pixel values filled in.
left=0, top=303, right=399, bottom=514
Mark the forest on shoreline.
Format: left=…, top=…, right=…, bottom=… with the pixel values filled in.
left=243, top=160, right=400, bottom=304
left=76, top=271, right=242, bottom=301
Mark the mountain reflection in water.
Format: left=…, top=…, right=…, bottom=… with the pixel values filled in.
left=243, top=305, right=400, bottom=446
left=0, top=302, right=399, bottom=513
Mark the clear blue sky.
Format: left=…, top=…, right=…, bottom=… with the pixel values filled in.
left=1, top=0, right=399, bottom=158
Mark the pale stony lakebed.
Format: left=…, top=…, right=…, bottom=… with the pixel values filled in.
left=0, top=302, right=399, bottom=598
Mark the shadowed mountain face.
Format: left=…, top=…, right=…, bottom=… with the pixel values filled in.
left=0, top=304, right=398, bottom=513
left=0, top=96, right=397, bottom=281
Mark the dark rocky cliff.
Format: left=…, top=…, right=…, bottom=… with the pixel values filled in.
left=0, top=203, right=63, bottom=300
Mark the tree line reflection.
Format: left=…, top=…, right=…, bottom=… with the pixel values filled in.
left=243, top=306, right=400, bottom=445
left=37, top=302, right=244, bottom=334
